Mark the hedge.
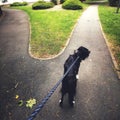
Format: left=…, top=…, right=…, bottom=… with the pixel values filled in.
left=10, top=2, right=28, bottom=6
left=62, top=0, right=83, bottom=10
left=32, top=1, right=54, bottom=10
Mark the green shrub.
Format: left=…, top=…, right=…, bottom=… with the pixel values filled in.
left=11, top=2, right=28, bottom=6
left=62, top=0, right=83, bottom=10
left=32, top=1, right=54, bottom=10
left=60, top=0, right=66, bottom=4
left=22, top=2, right=28, bottom=6
left=51, top=0, right=57, bottom=5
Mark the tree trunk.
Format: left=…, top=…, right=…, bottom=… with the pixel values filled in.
left=116, top=0, right=120, bottom=13
left=0, top=7, right=2, bottom=16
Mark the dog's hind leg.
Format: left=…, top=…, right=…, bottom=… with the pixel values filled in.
left=68, top=93, right=75, bottom=107
left=59, top=93, right=65, bottom=107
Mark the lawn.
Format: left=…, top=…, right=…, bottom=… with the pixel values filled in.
left=99, top=4, right=120, bottom=69
left=13, top=4, right=87, bottom=58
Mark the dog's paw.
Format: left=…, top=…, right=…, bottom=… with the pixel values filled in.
left=73, top=101, right=75, bottom=104
left=69, top=101, right=75, bottom=107
left=59, top=100, right=63, bottom=107
left=59, top=100, right=62, bottom=103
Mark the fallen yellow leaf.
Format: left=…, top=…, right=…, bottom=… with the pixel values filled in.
left=26, top=98, right=36, bottom=108
left=15, top=95, right=19, bottom=99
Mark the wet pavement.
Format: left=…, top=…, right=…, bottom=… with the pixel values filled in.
left=0, top=5, right=120, bottom=120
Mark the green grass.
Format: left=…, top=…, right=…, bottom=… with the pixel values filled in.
left=12, top=5, right=88, bottom=58
left=99, top=5, right=120, bottom=68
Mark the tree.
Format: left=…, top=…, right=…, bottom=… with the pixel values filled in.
left=108, top=0, right=118, bottom=6
left=116, top=0, right=120, bottom=13
left=0, top=7, right=2, bottom=16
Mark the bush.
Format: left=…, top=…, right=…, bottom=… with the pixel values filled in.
left=22, top=2, right=28, bottom=6
left=62, top=0, right=83, bottom=10
left=11, top=2, right=28, bottom=6
left=60, top=0, right=66, bottom=4
left=51, top=0, right=57, bottom=5
left=32, top=1, right=54, bottom=10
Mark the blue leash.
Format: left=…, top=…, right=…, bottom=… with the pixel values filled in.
left=27, top=56, right=79, bottom=120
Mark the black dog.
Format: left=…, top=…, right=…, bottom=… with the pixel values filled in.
left=59, top=46, right=90, bottom=107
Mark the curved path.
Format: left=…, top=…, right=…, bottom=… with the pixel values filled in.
left=0, top=6, right=120, bottom=120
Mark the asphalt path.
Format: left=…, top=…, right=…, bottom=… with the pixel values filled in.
left=0, top=5, right=120, bottom=120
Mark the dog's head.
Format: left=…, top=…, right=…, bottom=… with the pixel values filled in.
left=76, top=46, right=90, bottom=60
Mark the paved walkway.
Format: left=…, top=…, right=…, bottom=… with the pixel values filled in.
left=0, top=5, right=120, bottom=120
